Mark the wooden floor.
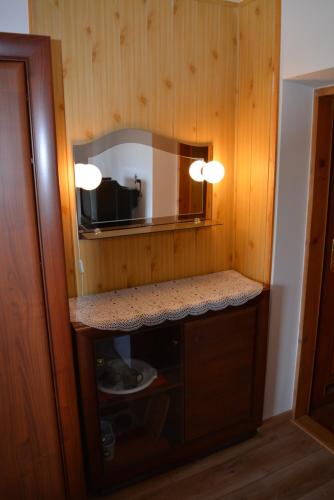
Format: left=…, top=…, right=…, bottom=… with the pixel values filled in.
left=92, top=414, right=334, bottom=500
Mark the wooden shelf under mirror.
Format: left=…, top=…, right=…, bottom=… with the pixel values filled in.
left=79, top=218, right=223, bottom=239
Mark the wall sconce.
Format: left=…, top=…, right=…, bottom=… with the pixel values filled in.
left=189, top=160, right=207, bottom=182
left=75, top=163, right=102, bottom=190
left=189, top=160, right=225, bottom=184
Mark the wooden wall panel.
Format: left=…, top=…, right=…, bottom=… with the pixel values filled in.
left=30, top=0, right=279, bottom=295
left=50, top=41, right=77, bottom=297
left=30, top=0, right=238, bottom=296
left=78, top=225, right=227, bottom=295
left=234, top=0, right=280, bottom=284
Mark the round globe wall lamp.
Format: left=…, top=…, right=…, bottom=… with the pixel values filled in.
left=189, top=159, right=225, bottom=184
left=74, top=163, right=102, bottom=190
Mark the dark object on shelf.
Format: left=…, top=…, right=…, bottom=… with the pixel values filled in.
left=110, top=409, right=137, bottom=435
left=99, top=369, right=142, bottom=390
left=80, top=177, right=140, bottom=225
left=98, top=358, right=144, bottom=390
left=97, top=356, right=157, bottom=394
left=100, top=419, right=116, bottom=460
left=72, top=291, right=269, bottom=494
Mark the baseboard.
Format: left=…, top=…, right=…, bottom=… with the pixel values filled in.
left=262, top=409, right=293, bottom=429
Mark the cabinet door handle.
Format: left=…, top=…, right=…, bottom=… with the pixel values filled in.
left=331, top=239, right=334, bottom=273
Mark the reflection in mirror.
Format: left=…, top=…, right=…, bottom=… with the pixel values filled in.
left=73, top=129, right=212, bottom=236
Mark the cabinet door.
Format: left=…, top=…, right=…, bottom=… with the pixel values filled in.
left=184, top=306, right=257, bottom=441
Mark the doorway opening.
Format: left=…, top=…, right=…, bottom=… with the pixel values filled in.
left=294, top=87, right=334, bottom=451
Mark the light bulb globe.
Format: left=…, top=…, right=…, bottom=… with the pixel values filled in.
left=75, top=163, right=102, bottom=190
left=189, top=160, right=205, bottom=182
left=202, top=160, right=225, bottom=184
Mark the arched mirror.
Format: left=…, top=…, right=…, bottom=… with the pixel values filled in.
left=73, top=129, right=213, bottom=238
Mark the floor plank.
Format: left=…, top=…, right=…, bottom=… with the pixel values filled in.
left=222, top=449, right=334, bottom=499
left=92, top=418, right=334, bottom=500
left=297, top=478, right=334, bottom=499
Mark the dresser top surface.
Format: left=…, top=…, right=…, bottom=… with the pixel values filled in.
left=69, top=270, right=264, bottom=332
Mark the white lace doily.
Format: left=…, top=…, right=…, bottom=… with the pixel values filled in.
left=69, top=270, right=263, bottom=332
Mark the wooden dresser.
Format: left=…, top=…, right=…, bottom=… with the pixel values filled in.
left=71, top=271, right=269, bottom=493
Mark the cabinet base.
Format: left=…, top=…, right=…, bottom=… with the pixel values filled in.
left=92, top=426, right=258, bottom=495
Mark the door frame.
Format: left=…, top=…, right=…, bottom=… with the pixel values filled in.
left=294, top=86, right=334, bottom=419
left=0, top=33, right=86, bottom=498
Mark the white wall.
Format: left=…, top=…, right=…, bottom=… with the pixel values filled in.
left=0, top=0, right=29, bottom=33
left=264, top=81, right=313, bottom=418
left=266, top=0, right=334, bottom=418
left=282, top=0, right=334, bottom=79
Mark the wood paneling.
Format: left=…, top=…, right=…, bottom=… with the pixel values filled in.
left=29, top=0, right=238, bottom=295
left=30, top=0, right=279, bottom=295
left=79, top=226, right=228, bottom=294
left=50, top=40, right=78, bottom=297
left=234, top=0, right=280, bottom=284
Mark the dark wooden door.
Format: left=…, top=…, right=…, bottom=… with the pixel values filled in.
left=311, top=109, right=334, bottom=409
left=184, top=307, right=257, bottom=441
left=0, top=33, right=85, bottom=499
left=0, top=60, right=66, bottom=499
